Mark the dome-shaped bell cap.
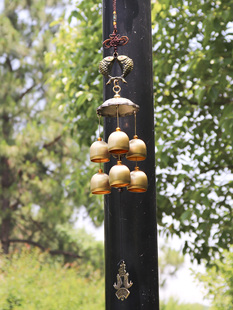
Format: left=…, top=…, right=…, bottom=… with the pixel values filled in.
left=109, top=161, right=130, bottom=188
left=91, top=169, right=111, bottom=194
left=126, top=135, right=147, bottom=161
left=127, top=167, right=148, bottom=193
left=108, top=127, right=129, bottom=155
left=90, top=138, right=110, bottom=163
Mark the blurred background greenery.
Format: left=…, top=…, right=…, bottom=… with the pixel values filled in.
left=0, top=0, right=233, bottom=309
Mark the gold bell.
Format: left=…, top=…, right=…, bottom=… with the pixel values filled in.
left=90, top=169, right=111, bottom=194
left=126, top=135, right=147, bottom=161
left=108, top=127, right=129, bottom=154
left=109, top=160, right=130, bottom=188
left=90, top=137, right=110, bottom=163
left=127, top=167, right=148, bottom=193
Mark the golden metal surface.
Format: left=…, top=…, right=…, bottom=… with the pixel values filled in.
left=127, top=167, right=148, bottom=193
left=91, top=169, right=111, bottom=194
left=113, top=261, right=133, bottom=301
left=109, top=161, right=130, bottom=187
left=99, top=56, right=115, bottom=78
left=126, top=137, right=147, bottom=161
left=90, top=139, right=110, bottom=163
left=97, top=97, right=139, bottom=117
left=108, top=128, right=129, bottom=154
left=113, top=79, right=121, bottom=97
left=99, top=55, right=134, bottom=85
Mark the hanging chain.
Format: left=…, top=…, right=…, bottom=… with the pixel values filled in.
left=103, top=0, right=129, bottom=56
left=113, top=79, right=121, bottom=96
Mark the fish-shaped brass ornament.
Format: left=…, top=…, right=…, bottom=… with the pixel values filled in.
left=99, top=55, right=134, bottom=85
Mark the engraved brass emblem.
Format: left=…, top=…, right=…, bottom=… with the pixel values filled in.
left=113, top=261, right=133, bottom=301
left=99, top=55, right=134, bottom=85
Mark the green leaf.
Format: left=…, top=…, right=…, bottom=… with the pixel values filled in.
left=180, top=210, right=192, bottom=222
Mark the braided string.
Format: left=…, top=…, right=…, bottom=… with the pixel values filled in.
left=103, top=0, right=129, bottom=55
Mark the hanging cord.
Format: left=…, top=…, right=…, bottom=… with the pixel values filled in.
left=116, top=105, right=119, bottom=128
left=134, top=111, right=137, bottom=138
left=119, top=189, right=124, bottom=260
left=98, top=115, right=101, bottom=138
left=103, top=0, right=129, bottom=55
left=134, top=111, right=138, bottom=168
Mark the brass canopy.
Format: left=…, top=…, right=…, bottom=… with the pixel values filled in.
left=91, top=169, right=111, bottom=195
left=127, top=167, right=148, bottom=193
left=126, top=136, right=147, bottom=161
left=97, top=97, right=139, bottom=117
left=109, top=161, right=130, bottom=188
left=108, top=128, right=129, bottom=154
left=90, top=138, right=110, bottom=163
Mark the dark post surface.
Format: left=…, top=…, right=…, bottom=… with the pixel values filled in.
left=103, top=1, right=159, bottom=309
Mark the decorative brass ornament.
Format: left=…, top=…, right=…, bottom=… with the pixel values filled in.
left=99, top=55, right=134, bottom=85
left=108, top=127, right=129, bottom=154
left=90, top=137, right=110, bottom=163
left=113, top=261, right=133, bottom=301
left=90, top=16, right=148, bottom=196
left=109, top=160, right=130, bottom=188
left=127, top=166, right=148, bottom=193
left=126, top=135, right=147, bottom=161
left=117, top=55, right=134, bottom=81
left=97, top=96, right=139, bottom=118
left=97, top=79, right=139, bottom=118
left=90, top=169, right=111, bottom=194
left=99, top=56, right=115, bottom=81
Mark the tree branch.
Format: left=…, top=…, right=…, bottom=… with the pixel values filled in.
left=49, top=249, right=81, bottom=258
left=9, top=239, right=45, bottom=250
left=16, top=83, right=36, bottom=102
left=6, top=57, right=13, bottom=72
left=9, top=199, right=20, bottom=211
left=43, top=135, right=62, bottom=148
left=8, top=239, right=81, bottom=258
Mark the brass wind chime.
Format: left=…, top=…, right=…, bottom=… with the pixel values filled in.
left=89, top=0, right=148, bottom=301
left=90, top=0, right=148, bottom=196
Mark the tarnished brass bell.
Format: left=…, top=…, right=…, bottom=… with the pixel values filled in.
left=126, top=135, right=147, bottom=161
left=109, top=160, right=130, bottom=188
left=90, top=169, right=111, bottom=195
left=108, top=127, right=129, bottom=154
left=127, top=167, right=148, bottom=193
left=90, top=137, right=110, bottom=163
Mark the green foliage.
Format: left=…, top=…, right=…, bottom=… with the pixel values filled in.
left=74, top=228, right=104, bottom=276
left=159, top=242, right=184, bottom=287
left=0, top=249, right=104, bottom=310
left=196, top=249, right=233, bottom=309
left=46, top=0, right=103, bottom=146
left=160, top=297, right=209, bottom=310
left=49, top=0, right=233, bottom=263
left=152, top=0, right=233, bottom=262
left=0, top=0, right=103, bottom=256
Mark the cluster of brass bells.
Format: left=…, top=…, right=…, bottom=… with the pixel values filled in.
left=90, top=53, right=147, bottom=195
left=90, top=125, right=148, bottom=194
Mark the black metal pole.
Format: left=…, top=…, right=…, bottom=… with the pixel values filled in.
left=103, top=1, right=159, bottom=310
